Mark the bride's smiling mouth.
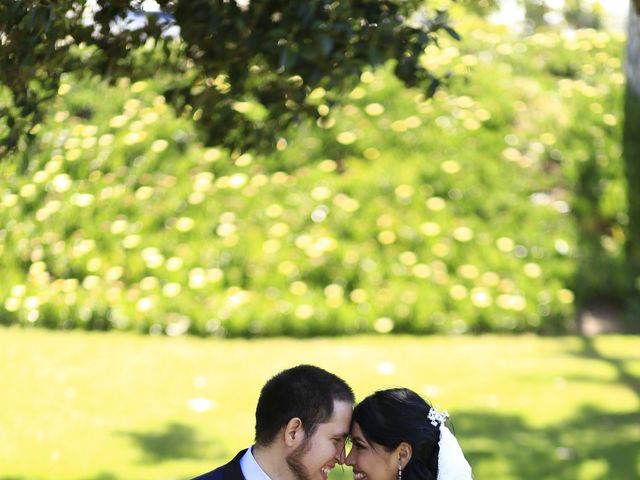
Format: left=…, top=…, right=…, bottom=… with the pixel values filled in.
left=352, top=470, right=367, bottom=480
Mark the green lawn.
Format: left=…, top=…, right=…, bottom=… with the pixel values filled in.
left=1, top=328, right=638, bottom=480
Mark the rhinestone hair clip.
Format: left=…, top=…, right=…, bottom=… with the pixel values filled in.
left=428, top=406, right=449, bottom=427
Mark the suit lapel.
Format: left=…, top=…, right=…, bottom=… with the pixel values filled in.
left=224, top=449, right=248, bottom=480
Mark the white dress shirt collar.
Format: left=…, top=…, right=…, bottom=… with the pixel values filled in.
left=239, top=446, right=272, bottom=480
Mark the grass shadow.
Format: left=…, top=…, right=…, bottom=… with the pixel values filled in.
left=82, top=474, right=119, bottom=480
left=119, top=422, right=222, bottom=463
left=457, top=332, right=640, bottom=479
left=572, top=335, right=640, bottom=400
left=455, top=407, right=639, bottom=479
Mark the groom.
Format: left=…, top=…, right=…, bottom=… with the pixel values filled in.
left=192, top=364, right=355, bottom=480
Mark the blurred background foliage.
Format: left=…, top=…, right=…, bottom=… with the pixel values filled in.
left=1, top=0, right=635, bottom=337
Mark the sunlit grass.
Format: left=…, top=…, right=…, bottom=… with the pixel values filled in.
left=0, top=328, right=637, bottom=480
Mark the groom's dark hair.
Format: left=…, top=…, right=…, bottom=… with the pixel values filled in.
left=254, top=364, right=354, bottom=445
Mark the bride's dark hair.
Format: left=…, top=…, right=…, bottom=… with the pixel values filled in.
left=352, top=388, right=439, bottom=480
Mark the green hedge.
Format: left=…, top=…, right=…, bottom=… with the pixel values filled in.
left=0, top=20, right=628, bottom=336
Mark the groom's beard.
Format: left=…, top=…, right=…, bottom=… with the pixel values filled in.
left=286, top=436, right=312, bottom=480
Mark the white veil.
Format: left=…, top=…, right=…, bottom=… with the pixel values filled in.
left=428, top=407, right=473, bottom=480
left=436, top=424, right=473, bottom=480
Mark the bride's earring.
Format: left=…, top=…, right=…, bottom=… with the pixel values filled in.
left=398, top=463, right=403, bottom=480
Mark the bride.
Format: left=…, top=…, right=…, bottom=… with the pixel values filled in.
left=345, top=388, right=472, bottom=480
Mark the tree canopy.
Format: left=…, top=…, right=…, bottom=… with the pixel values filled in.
left=0, top=0, right=459, bottom=156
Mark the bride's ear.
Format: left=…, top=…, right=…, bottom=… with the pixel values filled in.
left=397, top=442, right=413, bottom=468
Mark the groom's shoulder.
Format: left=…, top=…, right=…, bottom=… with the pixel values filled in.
left=191, top=449, right=247, bottom=480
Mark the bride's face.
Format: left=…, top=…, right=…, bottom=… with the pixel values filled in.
left=345, top=422, right=399, bottom=480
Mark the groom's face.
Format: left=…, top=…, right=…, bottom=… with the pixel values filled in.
left=287, top=400, right=352, bottom=480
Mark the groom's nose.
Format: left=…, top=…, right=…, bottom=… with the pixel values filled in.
left=335, top=442, right=346, bottom=464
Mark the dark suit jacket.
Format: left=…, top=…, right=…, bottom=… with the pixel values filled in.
left=192, top=449, right=247, bottom=480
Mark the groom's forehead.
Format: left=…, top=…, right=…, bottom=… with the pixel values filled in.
left=323, top=401, right=352, bottom=434
left=320, top=423, right=350, bottom=438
